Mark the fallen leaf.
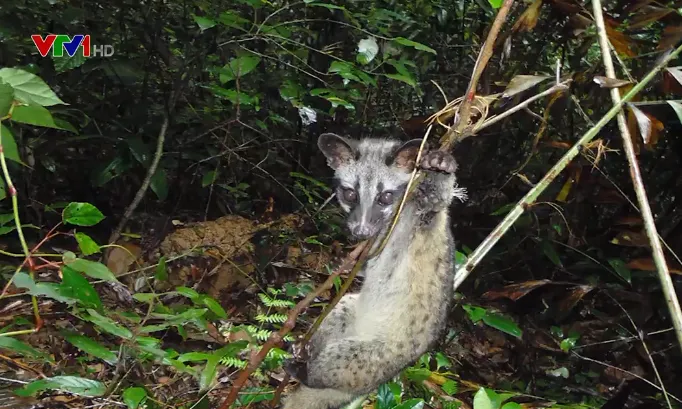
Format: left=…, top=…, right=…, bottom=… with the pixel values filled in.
left=512, top=0, right=544, bottom=33
left=666, top=67, right=682, bottom=87
left=625, top=0, right=657, bottom=13
left=548, top=0, right=581, bottom=14
left=482, top=279, right=552, bottom=301
left=657, top=25, right=682, bottom=51
left=557, top=284, right=595, bottom=314
left=502, top=74, right=552, bottom=98
left=605, top=22, right=637, bottom=57
left=593, top=76, right=632, bottom=88
left=626, top=258, right=682, bottom=274
left=614, top=216, right=643, bottom=226
left=627, top=103, right=664, bottom=145
left=627, top=6, right=673, bottom=30
left=106, top=242, right=141, bottom=276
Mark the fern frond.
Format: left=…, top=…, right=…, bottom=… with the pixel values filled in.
left=220, top=356, right=247, bottom=369
left=255, top=313, right=288, bottom=324
left=258, top=293, right=295, bottom=308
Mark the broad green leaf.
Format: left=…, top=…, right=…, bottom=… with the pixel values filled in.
left=385, top=73, right=416, bottom=87
left=202, top=170, right=218, bottom=187
left=481, top=313, right=523, bottom=339
left=176, top=286, right=200, bottom=300
left=63, top=332, right=118, bottom=365
left=11, top=105, right=73, bottom=131
left=155, top=256, right=168, bottom=281
left=462, top=304, right=486, bottom=322
left=393, top=37, right=437, bottom=54
left=473, top=388, right=495, bottom=409
left=133, top=293, right=156, bottom=303
left=0, top=213, right=15, bottom=226
left=0, top=68, right=67, bottom=106
left=62, top=202, right=105, bottom=226
left=15, top=376, right=105, bottom=397
left=84, top=309, right=133, bottom=340
left=540, top=240, right=562, bottom=267
left=75, top=232, right=100, bottom=256
left=126, top=136, right=151, bottom=166
left=404, top=367, right=432, bottom=382
left=193, top=15, right=217, bottom=31
left=0, top=336, right=53, bottom=362
left=219, top=55, right=261, bottom=83
left=53, top=53, right=87, bottom=73
left=60, top=266, right=103, bottom=309
left=218, top=11, right=251, bottom=30
left=434, top=352, right=451, bottom=370
left=666, top=100, right=682, bottom=124
left=608, top=258, right=632, bottom=283
left=393, top=399, right=425, bottom=409
left=488, top=0, right=503, bottom=8
left=0, top=124, right=23, bottom=164
left=12, top=272, right=77, bottom=304
left=199, top=343, right=248, bottom=391
left=122, top=387, right=148, bottom=409
left=64, top=258, right=118, bottom=282
left=150, top=168, right=168, bottom=201
left=375, top=383, right=396, bottom=409
left=202, top=296, right=228, bottom=319
left=0, top=82, right=13, bottom=117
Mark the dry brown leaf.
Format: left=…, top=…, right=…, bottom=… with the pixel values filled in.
left=558, top=285, right=595, bottom=314
left=614, top=216, right=643, bottom=226
left=605, top=23, right=637, bottom=57
left=482, top=279, right=552, bottom=301
left=502, top=74, right=552, bottom=98
left=547, top=0, right=581, bottom=14
left=627, top=258, right=682, bottom=274
left=512, top=0, right=544, bottom=33
left=626, top=108, right=643, bottom=155
left=628, top=6, right=674, bottom=30
left=106, top=241, right=142, bottom=276
left=662, top=69, right=682, bottom=95
left=657, top=25, right=682, bottom=51
left=593, top=76, right=632, bottom=88
left=625, top=0, right=658, bottom=13
left=610, top=230, right=650, bottom=247
left=666, top=66, right=682, bottom=86
left=543, top=141, right=572, bottom=149
left=627, top=103, right=664, bottom=145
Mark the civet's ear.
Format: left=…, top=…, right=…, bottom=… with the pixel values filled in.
left=318, top=133, right=357, bottom=170
left=389, top=139, right=423, bottom=172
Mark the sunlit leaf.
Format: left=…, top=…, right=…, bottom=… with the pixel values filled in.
left=376, top=383, right=396, bottom=409
left=473, top=388, right=495, bottom=409
left=62, top=202, right=105, bottom=226
left=11, top=105, right=74, bottom=132
left=481, top=313, right=523, bottom=339
left=75, top=232, right=100, bottom=256
left=193, top=15, right=217, bottom=31
left=219, top=55, right=261, bottom=83
left=15, top=376, right=105, bottom=397
left=502, top=75, right=551, bottom=98
left=487, top=0, right=503, bottom=9
left=442, top=379, right=458, bottom=395
left=12, top=272, right=76, bottom=304
left=84, top=309, right=134, bottom=340
left=393, top=399, right=425, bottom=409
left=64, top=257, right=118, bottom=282
left=0, top=68, right=67, bottom=106
left=357, top=37, right=379, bottom=65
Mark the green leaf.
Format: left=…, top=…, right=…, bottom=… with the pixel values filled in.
left=193, top=15, right=217, bottom=31
left=0, top=82, right=14, bottom=117
left=62, top=202, right=105, bottom=226
left=393, top=399, right=425, bottom=409
left=150, top=168, right=168, bottom=201
left=53, top=53, right=87, bottom=73
left=219, top=55, right=261, bottom=83
left=393, top=37, right=437, bottom=54
left=132, top=293, right=156, bottom=303
left=84, top=309, right=133, bottom=340
left=357, top=37, right=379, bottom=65
left=488, top=0, right=503, bottom=8
left=481, top=313, right=523, bottom=339
left=202, top=170, right=218, bottom=187
left=60, top=266, right=103, bottom=309
left=501, top=403, right=522, bottom=409
left=64, top=258, right=118, bottom=282
left=0, top=336, right=53, bottom=362
left=473, top=388, right=495, bottom=409
left=202, top=297, right=228, bottom=319
left=63, top=332, right=118, bottom=365
left=155, top=256, right=168, bottom=281
left=11, top=105, right=73, bottom=131
left=667, top=101, right=682, bottom=124
left=306, top=3, right=346, bottom=11
left=75, top=232, right=100, bottom=256
left=608, top=258, right=632, bottom=283
left=12, top=272, right=77, bottom=304
left=15, top=376, right=105, bottom=397
left=462, top=304, right=486, bottom=322
left=122, top=387, right=148, bottom=409
left=176, top=286, right=200, bottom=300
left=540, top=240, right=562, bottom=267
left=442, top=379, right=458, bottom=395
left=0, top=68, right=67, bottom=107
left=1, top=124, right=23, bottom=164
left=375, top=383, right=396, bottom=409
left=385, top=73, right=416, bottom=87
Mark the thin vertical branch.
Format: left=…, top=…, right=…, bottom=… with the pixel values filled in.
left=590, top=0, right=682, bottom=355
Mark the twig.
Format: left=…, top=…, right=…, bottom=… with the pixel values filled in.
left=217, top=241, right=370, bottom=409
left=441, top=0, right=515, bottom=149
left=107, top=115, right=169, bottom=248
left=453, top=42, right=682, bottom=292
left=590, top=0, right=682, bottom=355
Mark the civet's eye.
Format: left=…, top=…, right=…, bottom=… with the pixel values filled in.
left=342, top=188, right=358, bottom=203
left=378, top=191, right=394, bottom=205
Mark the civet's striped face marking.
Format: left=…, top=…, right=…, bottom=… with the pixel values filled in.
left=318, top=133, right=421, bottom=239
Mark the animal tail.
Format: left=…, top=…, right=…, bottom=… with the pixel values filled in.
left=280, top=384, right=356, bottom=409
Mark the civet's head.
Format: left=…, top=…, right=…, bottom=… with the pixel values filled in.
left=318, top=133, right=422, bottom=240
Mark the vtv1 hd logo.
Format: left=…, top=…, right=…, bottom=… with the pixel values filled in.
left=31, top=34, right=114, bottom=58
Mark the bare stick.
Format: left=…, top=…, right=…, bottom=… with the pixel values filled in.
left=453, top=42, right=682, bottom=293
left=441, top=0, right=515, bottom=149
left=590, top=0, right=682, bottom=354
left=107, top=115, right=169, bottom=248
left=217, top=241, right=370, bottom=409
